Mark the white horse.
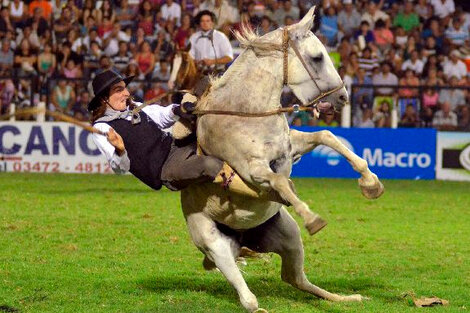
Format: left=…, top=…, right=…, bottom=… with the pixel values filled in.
left=180, top=8, right=383, bottom=312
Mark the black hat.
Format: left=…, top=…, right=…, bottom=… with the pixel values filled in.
left=87, top=69, right=134, bottom=112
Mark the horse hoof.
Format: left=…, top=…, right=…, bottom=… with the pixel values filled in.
left=347, top=294, right=367, bottom=302
left=358, top=174, right=385, bottom=199
left=305, top=216, right=327, bottom=235
left=253, top=308, right=268, bottom=313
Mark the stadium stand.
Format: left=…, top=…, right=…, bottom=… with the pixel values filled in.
left=0, top=0, right=469, bottom=131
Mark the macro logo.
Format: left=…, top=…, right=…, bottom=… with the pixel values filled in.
left=311, top=136, right=353, bottom=166
left=442, top=143, right=470, bottom=172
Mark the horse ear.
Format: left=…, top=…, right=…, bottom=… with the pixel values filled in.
left=290, top=6, right=316, bottom=38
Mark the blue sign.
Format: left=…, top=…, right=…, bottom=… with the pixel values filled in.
left=291, top=127, right=436, bottom=180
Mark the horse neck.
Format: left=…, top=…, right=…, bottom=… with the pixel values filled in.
left=207, top=50, right=284, bottom=111
left=183, top=56, right=199, bottom=90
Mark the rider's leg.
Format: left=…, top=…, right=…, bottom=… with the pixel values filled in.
left=161, top=141, right=286, bottom=203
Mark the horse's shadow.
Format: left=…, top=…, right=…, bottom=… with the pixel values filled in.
left=138, top=272, right=389, bottom=303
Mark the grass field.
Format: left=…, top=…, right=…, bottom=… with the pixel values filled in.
left=0, top=173, right=469, bottom=313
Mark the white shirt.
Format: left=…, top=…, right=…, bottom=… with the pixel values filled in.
left=161, top=2, right=181, bottom=25
left=443, top=59, right=468, bottom=79
left=92, top=103, right=178, bottom=174
left=429, top=0, right=455, bottom=19
left=189, top=29, right=233, bottom=61
left=401, top=59, right=424, bottom=75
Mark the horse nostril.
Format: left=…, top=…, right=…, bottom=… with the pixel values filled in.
left=339, top=94, right=347, bottom=102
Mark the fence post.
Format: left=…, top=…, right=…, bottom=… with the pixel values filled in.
left=391, top=100, right=398, bottom=128
left=9, top=103, right=15, bottom=121
left=341, top=105, right=351, bottom=127
left=37, top=101, right=46, bottom=122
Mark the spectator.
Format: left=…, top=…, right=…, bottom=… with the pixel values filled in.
left=415, top=0, right=432, bottom=21
left=103, top=23, right=130, bottom=57
left=116, top=0, right=136, bottom=29
left=0, top=79, right=15, bottom=115
left=97, top=0, right=116, bottom=25
left=420, top=105, right=434, bottom=127
left=0, top=6, right=15, bottom=37
left=399, top=103, right=419, bottom=127
left=361, top=2, right=389, bottom=30
left=82, top=0, right=98, bottom=27
left=137, top=0, right=155, bottom=37
left=354, top=21, right=375, bottom=50
left=161, top=0, right=182, bottom=26
left=422, top=36, right=441, bottom=59
left=373, top=19, right=394, bottom=52
left=422, top=85, right=440, bottom=110
left=338, top=0, right=361, bottom=38
left=398, top=69, right=420, bottom=98
left=37, top=42, right=56, bottom=78
left=14, top=38, right=37, bottom=76
left=28, top=0, right=52, bottom=20
left=54, top=7, right=74, bottom=43
left=439, top=76, right=466, bottom=111
left=83, top=41, right=102, bottom=78
left=429, top=0, right=455, bottom=26
left=155, top=30, right=174, bottom=62
left=83, top=29, right=103, bottom=51
left=443, top=50, right=467, bottom=80
left=401, top=49, right=424, bottom=75
left=174, top=13, right=193, bottom=48
left=317, top=113, right=339, bottom=127
left=62, top=59, right=83, bottom=78
left=258, top=15, right=274, bottom=36
left=124, top=60, right=145, bottom=100
left=393, top=0, right=420, bottom=32
left=352, top=68, right=374, bottom=106
left=320, top=6, right=339, bottom=47
left=445, top=17, right=470, bottom=48
left=201, top=0, right=238, bottom=28
left=70, top=90, right=91, bottom=121
left=25, top=7, right=49, bottom=38
left=458, top=105, right=470, bottom=131
left=358, top=47, right=379, bottom=77
left=51, top=80, right=76, bottom=114
left=0, top=39, right=14, bottom=76
left=433, top=101, right=458, bottom=131
left=153, top=60, right=171, bottom=81
left=112, top=41, right=131, bottom=72
left=135, top=41, right=156, bottom=80
left=356, top=107, right=375, bottom=128
left=374, top=100, right=392, bottom=128
left=8, top=0, right=26, bottom=29
left=372, top=61, right=398, bottom=96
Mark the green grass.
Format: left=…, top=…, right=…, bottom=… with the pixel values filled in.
left=0, top=173, right=469, bottom=312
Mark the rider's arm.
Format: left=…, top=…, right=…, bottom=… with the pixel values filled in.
left=143, top=103, right=180, bottom=128
left=92, top=123, right=130, bottom=174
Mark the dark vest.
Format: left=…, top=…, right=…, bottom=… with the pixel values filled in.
left=96, top=111, right=173, bottom=190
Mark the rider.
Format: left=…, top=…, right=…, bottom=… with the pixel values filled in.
left=89, top=69, right=282, bottom=200
left=189, top=10, right=233, bottom=74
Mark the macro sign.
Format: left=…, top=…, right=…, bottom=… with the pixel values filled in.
left=0, top=122, right=111, bottom=173
left=291, top=127, right=436, bottom=180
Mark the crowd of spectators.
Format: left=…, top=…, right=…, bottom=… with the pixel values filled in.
left=0, top=0, right=469, bottom=131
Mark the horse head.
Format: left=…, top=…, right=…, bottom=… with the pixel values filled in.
left=282, top=7, right=348, bottom=113
left=168, top=44, right=200, bottom=91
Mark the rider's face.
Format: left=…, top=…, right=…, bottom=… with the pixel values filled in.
left=200, top=15, right=213, bottom=32
left=107, top=81, right=130, bottom=111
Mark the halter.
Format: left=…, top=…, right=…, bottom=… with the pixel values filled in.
left=281, top=27, right=345, bottom=109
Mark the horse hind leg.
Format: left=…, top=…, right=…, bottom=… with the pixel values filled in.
left=185, top=212, right=263, bottom=312
left=249, top=160, right=327, bottom=235
left=244, top=207, right=364, bottom=302
left=289, top=129, right=384, bottom=199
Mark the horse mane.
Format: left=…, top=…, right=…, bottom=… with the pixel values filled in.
left=233, top=24, right=283, bottom=56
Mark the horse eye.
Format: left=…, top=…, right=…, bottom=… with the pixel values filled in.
left=312, top=55, right=323, bottom=63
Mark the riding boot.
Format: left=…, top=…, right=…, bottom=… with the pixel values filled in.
left=213, top=162, right=290, bottom=205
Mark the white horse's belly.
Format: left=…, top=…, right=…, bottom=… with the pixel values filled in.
left=181, top=185, right=281, bottom=230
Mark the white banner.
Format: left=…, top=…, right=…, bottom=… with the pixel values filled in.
left=436, top=131, right=470, bottom=181
left=0, top=122, right=110, bottom=174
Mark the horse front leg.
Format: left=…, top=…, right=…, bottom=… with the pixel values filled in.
left=248, top=160, right=327, bottom=235
left=289, top=129, right=384, bottom=199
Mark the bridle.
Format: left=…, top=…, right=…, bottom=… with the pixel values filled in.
left=281, top=28, right=344, bottom=109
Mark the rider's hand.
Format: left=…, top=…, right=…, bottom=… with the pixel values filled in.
left=173, top=104, right=196, bottom=122
left=107, top=128, right=125, bottom=156
left=202, top=59, right=215, bottom=66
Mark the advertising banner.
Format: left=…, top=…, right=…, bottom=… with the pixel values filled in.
left=291, top=127, right=436, bottom=179
left=0, top=122, right=110, bottom=174
left=436, top=132, right=470, bottom=181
